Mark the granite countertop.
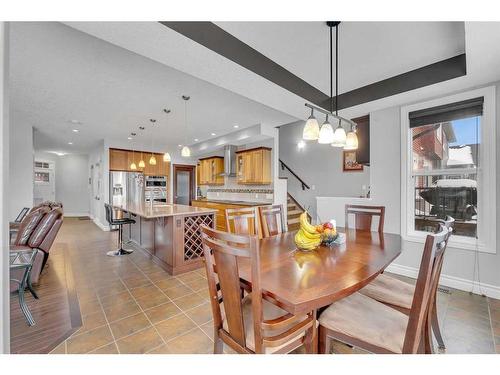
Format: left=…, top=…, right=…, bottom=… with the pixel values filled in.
left=112, top=203, right=217, bottom=219
left=192, top=199, right=271, bottom=207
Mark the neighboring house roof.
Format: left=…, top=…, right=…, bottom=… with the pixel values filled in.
left=447, top=145, right=474, bottom=166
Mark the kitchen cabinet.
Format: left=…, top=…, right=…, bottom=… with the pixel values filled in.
left=352, top=115, right=370, bottom=166
left=109, top=149, right=129, bottom=171
left=110, top=148, right=169, bottom=176
left=198, top=156, right=224, bottom=185
left=236, top=147, right=272, bottom=185
left=191, top=199, right=269, bottom=233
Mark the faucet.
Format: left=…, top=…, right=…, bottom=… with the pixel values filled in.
left=149, top=187, right=164, bottom=210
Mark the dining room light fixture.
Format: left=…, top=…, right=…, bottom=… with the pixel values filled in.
left=303, top=22, right=357, bottom=149
left=162, top=109, right=172, bottom=162
left=181, top=95, right=191, bottom=158
left=302, top=108, right=320, bottom=140
left=344, top=124, right=359, bottom=150
left=318, top=115, right=334, bottom=144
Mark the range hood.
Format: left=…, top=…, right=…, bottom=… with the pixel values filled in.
left=219, top=145, right=237, bottom=177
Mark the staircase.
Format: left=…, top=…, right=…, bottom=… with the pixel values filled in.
left=287, top=194, right=307, bottom=231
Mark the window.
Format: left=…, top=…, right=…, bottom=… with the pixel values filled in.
left=401, top=87, right=496, bottom=253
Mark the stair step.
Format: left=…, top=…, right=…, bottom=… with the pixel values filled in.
left=288, top=217, right=300, bottom=224
left=287, top=210, right=303, bottom=218
left=287, top=203, right=296, bottom=209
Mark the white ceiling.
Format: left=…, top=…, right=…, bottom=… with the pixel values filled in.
left=10, top=21, right=500, bottom=156
left=9, top=22, right=296, bottom=154
left=216, top=22, right=466, bottom=94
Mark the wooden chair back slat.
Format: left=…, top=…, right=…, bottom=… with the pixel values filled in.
left=259, top=204, right=285, bottom=238
left=345, top=204, right=385, bottom=232
left=225, top=207, right=260, bottom=236
left=200, top=224, right=263, bottom=352
left=402, top=224, right=452, bottom=353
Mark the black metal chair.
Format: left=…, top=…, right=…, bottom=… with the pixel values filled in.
left=104, top=203, right=136, bottom=256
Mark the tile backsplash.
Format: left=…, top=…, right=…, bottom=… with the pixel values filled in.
left=204, top=177, right=274, bottom=203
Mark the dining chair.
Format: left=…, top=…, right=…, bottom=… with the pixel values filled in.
left=225, top=207, right=260, bottom=236
left=258, top=204, right=285, bottom=238
left=345, top=204, right=385, bottom=232
left=200, top=225, right=316, bottom=354
left=318, top=224, right=452, bottom=354
left=358, top=216, right=455, bottom=350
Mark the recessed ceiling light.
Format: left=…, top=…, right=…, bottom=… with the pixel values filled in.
left=127, top=137, right=132, bottom=140
left=178, top=144, right=182, bottom=147
left=72, top=129, right=79, bottom=133
left=194, top=138, right=199, bottom=142
left=211, top=133, right=216, bottom=136
left=233, top=125, right=239, bottom=129
left=68, top=142, right=73, bottom=145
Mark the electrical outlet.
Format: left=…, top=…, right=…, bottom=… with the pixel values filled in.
left=311, top=185, right=316, bottom=190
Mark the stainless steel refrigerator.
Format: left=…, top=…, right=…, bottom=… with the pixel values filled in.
left=109, top=171, right=144, bottom=207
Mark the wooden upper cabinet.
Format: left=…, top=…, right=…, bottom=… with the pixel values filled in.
left=198, top=157, right=224, bottom=185
left=110, top=148, right=169, bottom=175
left=109, top=149, right=129, bottom=171
left=236, top=147, right=272, bottom=185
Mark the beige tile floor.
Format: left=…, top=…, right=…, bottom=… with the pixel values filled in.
left=49, top=218, right=500, bottom=354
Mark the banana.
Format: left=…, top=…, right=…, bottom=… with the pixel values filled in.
left=301, top=228, right=321, bottom=240
left=295, top=229, right=321, bottom=250
left=299, top=212, right=318, bottom=234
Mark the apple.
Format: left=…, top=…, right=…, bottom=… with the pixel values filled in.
left=323, top=222, right=333, bottom=230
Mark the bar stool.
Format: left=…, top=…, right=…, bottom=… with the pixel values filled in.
left=105, top=204, right=136, bottom=256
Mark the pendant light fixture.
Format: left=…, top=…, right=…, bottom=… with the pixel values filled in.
left=130, top=147, right=137, bottom=170
left=138, top=126, right=145, bottom=168
left=162, top=109, right=172, bottom=162
left=344, top=124, right=359, bottom=150
left=149, top=119, right=157, bottom=165
left=318, top=115, right=334, bottom=144
left=304, top=22, right=358, bottom=149
left=302, top=108, right=320, bottom=140
left=181, top=95, right=191, bottom=158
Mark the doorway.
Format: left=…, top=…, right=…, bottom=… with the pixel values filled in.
left=33, top=160, right=55, bottom=205
left=173, top=164, right=195, bottom=205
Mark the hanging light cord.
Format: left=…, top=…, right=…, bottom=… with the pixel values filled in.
left=335, top=23, right=338, bottom=116
left=329, top=24, right=333, bottom=113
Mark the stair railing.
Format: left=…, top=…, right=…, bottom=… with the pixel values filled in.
left=279, top=159, right=310, bottom=191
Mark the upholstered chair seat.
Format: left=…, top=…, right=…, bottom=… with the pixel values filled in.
left=318, top=292, right=408, bottom=353
left=222, top=295, right=308, bottom=354
left=358, top=273, right=414, bottom=309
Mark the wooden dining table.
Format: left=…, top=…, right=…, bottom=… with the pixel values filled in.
left=238, top=228, right=402, bottom=316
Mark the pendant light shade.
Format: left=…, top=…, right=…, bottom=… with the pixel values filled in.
left=344, top=128, right=359, bottom=150
left=302, top=110, right=320, bottom=140
left=163, top=152, right=171, bottom=162
left=331, top=123, right=347, bottom=147
left=149, top=155, right=157, bottom=165
left=318, top=116, right=335, bottom=144
left=138, top=159, right=145, bottom=168
left=181, top=146, right=191, bottom=157
left=130, top=162, right=137, bottom=170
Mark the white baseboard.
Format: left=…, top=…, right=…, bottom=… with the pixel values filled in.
left=64, top=212, right=90, bottom=217
left=386, top=263, right=500, bottom=300
left=92, top=217, right=109, bottom=232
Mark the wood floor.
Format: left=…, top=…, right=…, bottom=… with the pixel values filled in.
left=10, top=218, right=500, bottom=354
left=10, top=243, right=81, bottom=354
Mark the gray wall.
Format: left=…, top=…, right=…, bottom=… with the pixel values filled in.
left=279, top=120, right=370, bottom=220
left=9, top=115, right=33, bottom=220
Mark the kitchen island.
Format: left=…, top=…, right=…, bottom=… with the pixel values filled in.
left=113, top=203, right=216, bottom=275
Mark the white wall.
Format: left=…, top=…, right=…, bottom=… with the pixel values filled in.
left=279, top=120, right=370, bottom=220
left=0, top=21, right=10, bottom=354
left=8, top=116, right=33, bottom=221
left=317, top=82, right=500, bottom=298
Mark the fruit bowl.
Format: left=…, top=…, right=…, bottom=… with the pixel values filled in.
left=315, top=221, right=338, bottom=247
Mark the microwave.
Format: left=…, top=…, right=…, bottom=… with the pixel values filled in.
left=145, top=175, right=167, bottom=188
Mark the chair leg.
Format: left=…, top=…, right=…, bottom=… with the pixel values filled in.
left=106, top=224, right=133, bottom=256
left=424, top=317, right=434, bottom=354
left=303, top=311, right=318, bottom=354
left=431, top=303, right=445, bottom=349
left=214, top=335, right=224, bottom=354
left=318, top=325, right=331, bottom=354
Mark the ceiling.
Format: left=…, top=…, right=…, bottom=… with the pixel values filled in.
left=10, top=21, right=500, bottom=155
left=215, top=22, right=466, bottom=95
left=9, top=22, right=296, bottom=154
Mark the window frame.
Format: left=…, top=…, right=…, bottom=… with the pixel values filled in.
left=401, top=86, right=496, bottom=254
